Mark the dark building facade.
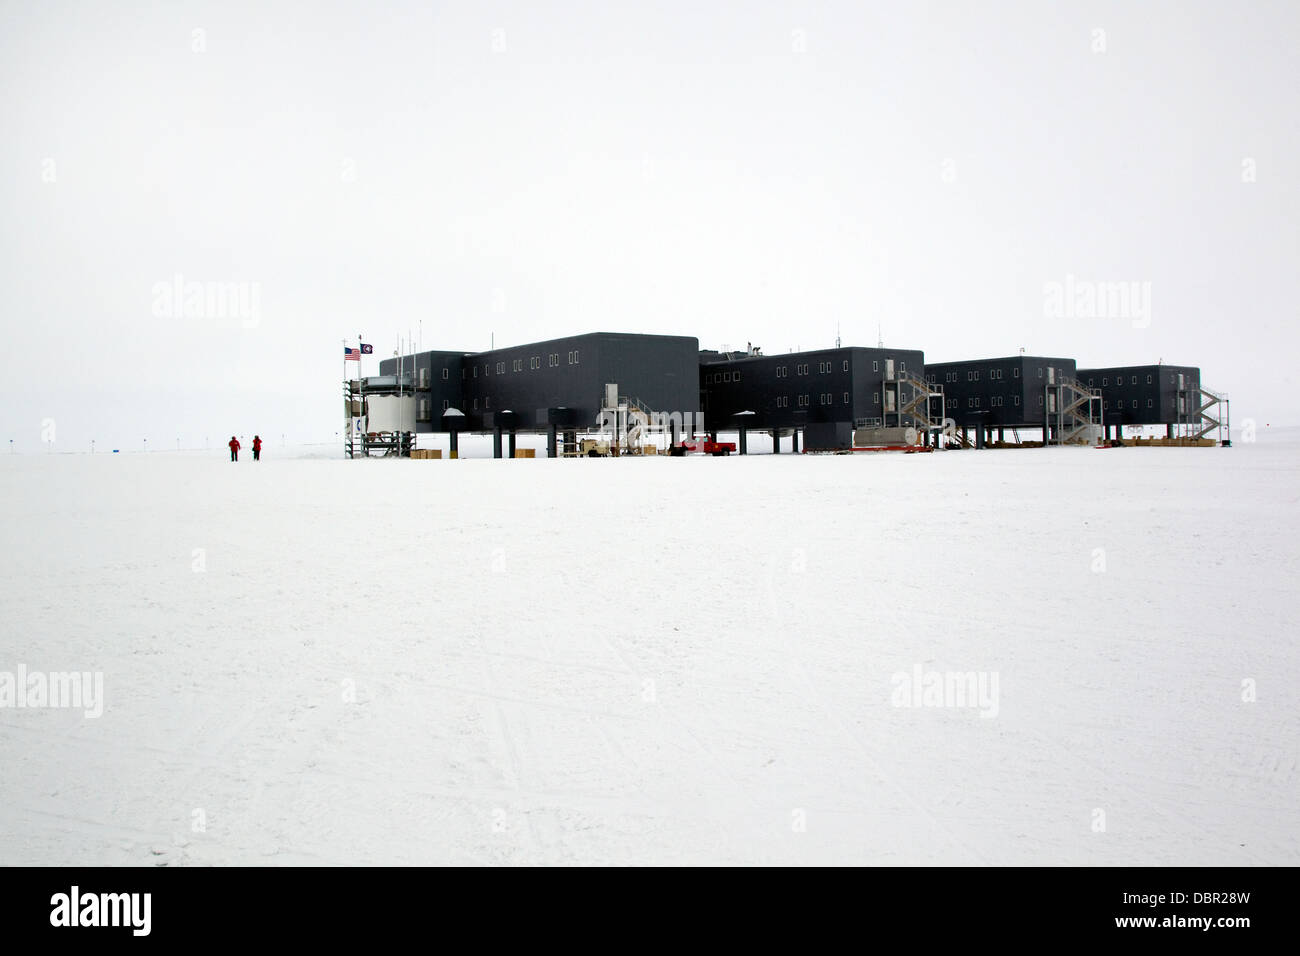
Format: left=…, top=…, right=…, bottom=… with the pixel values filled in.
left=382, top=333, right=699, bottom=434
left=459, top=332, right=698, bottom=432
left=1076, top=365, right=1200, bottom=427
left=364, top=333, right=1219, bottom=451
left=698, top=346, right=927, bottom=449
left=924, top=356, right=1077, bottom=428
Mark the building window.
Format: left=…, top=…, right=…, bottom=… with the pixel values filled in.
left=473, top=366, right=478, bottom=378
left=899, top=362, right=906, bottom=372
left=1131, top=376, right=1137, bottom=385
left=1013, top=367, right=1019, bottom=378
left=1146, top=375, right=1152, bottom=384
left=1037, top=368, right=1043, bottom=378
left=873, top=361, right=879, bottom=372
left=1038, top=396, right=1044, bottom=405
left=735, top=371, right=741, bottom=382
left=843, top=360, right=849, bottom=372
left=724, top=371, right=732, bottom=383
left=1147, top=399, right=1153, bottom=408
left=843, top=392, right=849, bottom=403
left=442, top=399, right=449, bottom=411
left=485, top=396, right=491, bottom=410
left=473, top=398, right=478, bottom=410
left=873, top=394, right=879, bottom=404
left=442, top=368, right=449, bottom=380
left=1102, top=378, right=1108, bottom=386
left=1014, top=396, right=1020, bottom=405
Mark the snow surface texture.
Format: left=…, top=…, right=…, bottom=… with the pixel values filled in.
left=1, top=439, right=1296, bottom=865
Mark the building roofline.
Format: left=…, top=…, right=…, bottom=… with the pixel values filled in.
left=925, top=355, right=1076, bottom=366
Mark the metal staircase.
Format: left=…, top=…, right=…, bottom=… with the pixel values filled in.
left=1046, top=377, right=1103, bottom=445
left=598, top=388, right=658, bottom=454
left=1181, top=384, right=1229, bottom=442
left=882, top=370, right=946, bottom=435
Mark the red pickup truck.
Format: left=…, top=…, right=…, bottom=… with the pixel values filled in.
left=673, top=436, right=736, bottom=457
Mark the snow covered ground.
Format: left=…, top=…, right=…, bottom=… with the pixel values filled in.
left=1, top=436, right=1297, bottom=865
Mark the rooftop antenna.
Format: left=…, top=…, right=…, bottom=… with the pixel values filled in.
left=836, top=323, right=841, bottom=349
left=877, top=324, right=883, bottom=348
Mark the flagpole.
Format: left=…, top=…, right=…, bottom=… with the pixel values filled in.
left=405, top=325, right=410, bottom=444
left=358, top=332, right=364, bottom=452
left=342, top=338, right=347, bottom=455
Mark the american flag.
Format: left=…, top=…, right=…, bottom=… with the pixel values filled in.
left=344, top=347, right=361, bottom=361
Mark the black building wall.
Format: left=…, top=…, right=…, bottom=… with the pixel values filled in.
left=925, top=356, right=1077, bottom=427
left=699, top=346, right=926, bottom=435
left=457, top=332, right=699, bottom=432
left=1077, top=365, right=1199, bottom=426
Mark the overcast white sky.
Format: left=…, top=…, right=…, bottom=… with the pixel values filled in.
left=2, top=0, right=1296, bottom=449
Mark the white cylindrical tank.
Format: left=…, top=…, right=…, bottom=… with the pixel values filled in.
left=365, top=395, right=418, bottom=432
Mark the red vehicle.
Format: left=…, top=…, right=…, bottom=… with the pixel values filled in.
left=673, top=435, right=736, bottom=457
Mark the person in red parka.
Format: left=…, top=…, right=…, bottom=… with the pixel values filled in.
left=252, top=435, right=262, bottom=461
left=228, top=436, right=240, bottom=462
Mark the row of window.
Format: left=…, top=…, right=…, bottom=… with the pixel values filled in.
left=965, top=396, right=1021, bottom=408
left=1102, top=399, right=1155, bottom=410
left=1090, top=375, right=1153, bottom=387
left=719, top=358, right=914, bottom=382
left=934, top=367, right=1022, bottom=384
left=469, top=351, right=580, bottom=379
left=772, top=393, right=854, bottom=408
left=1087, top=374, right=1197, bottom=388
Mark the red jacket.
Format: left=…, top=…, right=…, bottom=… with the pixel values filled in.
left=252, top=438, right=262, bottom=451
left=229, top=439, right=240, bottom=451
